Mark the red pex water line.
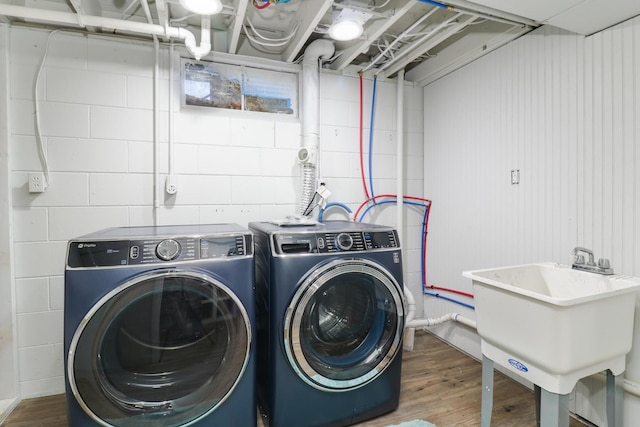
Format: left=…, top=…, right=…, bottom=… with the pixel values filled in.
left=426, top=285, right=474, bottom=299
left=253, top=0, right=270, bottom=9
left=352, top=77, right=468, bottom=300
left=354, top=193, right=431, bottom=220
left=420, top=204, right=473, bottom=298
left=351, top=79, right=472, bottom=300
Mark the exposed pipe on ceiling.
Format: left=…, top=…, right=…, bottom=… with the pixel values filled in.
left=184, top=15, right=211, bottom=60
left=362, top=5, right=440, bottom=73
left=0, top=3, right=210, bottom=60
left=377, top=12, right=464, bottom=74
left=429, top=0, right=539, bottom=27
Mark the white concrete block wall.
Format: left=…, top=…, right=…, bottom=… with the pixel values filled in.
left=7, top=26, right=424, bottom=398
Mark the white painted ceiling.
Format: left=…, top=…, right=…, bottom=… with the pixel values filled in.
left=0, top=0, right=638, bottom=85
left=468, top=0, right=640, bottom=35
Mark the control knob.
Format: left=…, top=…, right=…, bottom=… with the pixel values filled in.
left=336, top=233, right=353, bottom=251
left=156, top=239, right=181, bottom=261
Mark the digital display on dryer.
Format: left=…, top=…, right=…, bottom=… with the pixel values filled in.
left=200, top=236, right=245, bottom=258
left=365, top=232, right=398, bottom=249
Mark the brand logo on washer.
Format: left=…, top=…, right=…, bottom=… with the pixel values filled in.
left=393, top=252, right=400, bottom=263
left=508, top=358, right=528, bottom=373
left=78, top=243, right=96, bottom=249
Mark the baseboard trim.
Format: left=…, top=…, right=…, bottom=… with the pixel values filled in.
left=0, top=397, right=21, bottom=424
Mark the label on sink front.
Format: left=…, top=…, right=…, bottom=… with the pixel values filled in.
left=508, top=358, right=529, bottom=373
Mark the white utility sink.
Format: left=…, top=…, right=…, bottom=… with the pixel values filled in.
left=463, top=262, right=640, bottom=394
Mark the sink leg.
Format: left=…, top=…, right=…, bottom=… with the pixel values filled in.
left=481, top=355, right=494, bottom=427
left=538, top=388, right=569, bottom=427
left=535, top=385, right=541, bottom=426
left=606, top=370, right=623, bottom=427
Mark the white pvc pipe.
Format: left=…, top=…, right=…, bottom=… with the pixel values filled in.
left=169, top=42, right=175, bottom=176
left=363, top=7, right=439, bottom=72
left=139, top=0, right=161, bottom=226
left=153, top=40, right=160, bottom=226
left=403, top=285, right=476, bottom=330
left=0, top=4, right=165, bottom=34
left=300, top=39, right=335, bottom=156
left=378, top=12, right=464, bottom=74
left=450, top=313, right=477, bottom=329
left=404, top=285, right=416, bottom=325
left=434, top=0, right=538, bottom=27
left=184, top=15, right=211, bottom=61
left=396, top=69, right=404, bottom=258
left=408, top=312, right=477, bottom=330
left=0, top=4, right=209, bottom=59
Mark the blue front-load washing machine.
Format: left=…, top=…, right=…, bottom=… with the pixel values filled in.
left=64, top=224, right=256, bottom=427
left=249, top=220, right=405, bottom=427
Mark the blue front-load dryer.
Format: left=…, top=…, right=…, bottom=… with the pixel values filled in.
left=64, top=224, right=256, bottom=427
left=249, top=220, right=405, bottom=427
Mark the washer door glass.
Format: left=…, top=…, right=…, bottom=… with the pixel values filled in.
left=285, top=258, right=404, bottom=391
left=68, top=270, right=250, bottom=427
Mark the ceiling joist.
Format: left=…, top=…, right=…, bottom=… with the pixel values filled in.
left=330, top=0, right=417, bottom=71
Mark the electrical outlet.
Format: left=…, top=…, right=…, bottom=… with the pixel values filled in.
left=28, top=172, right=46, bottom=193
left=511, top=169, right=520, bottom=185
left=165, top=175, right=178, bottom=195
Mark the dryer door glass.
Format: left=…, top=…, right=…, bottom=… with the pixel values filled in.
left=68, top=270, right=251, bottom=426
left=285, top=258, right=404, bottom=391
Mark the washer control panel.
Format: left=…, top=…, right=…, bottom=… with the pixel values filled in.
left=127, top=237, right=198, bottom=265
left=274, top=230, right=398, bottom=255
left=155, top=239, right=182, bottom=261
left=68, top=234, right=250, bottom=268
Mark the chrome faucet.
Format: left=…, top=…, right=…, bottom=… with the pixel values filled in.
left=571, top=247, right=614, bottom=275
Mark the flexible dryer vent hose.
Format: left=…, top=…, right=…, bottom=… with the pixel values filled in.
left=297, top=39, right=334, bottom=217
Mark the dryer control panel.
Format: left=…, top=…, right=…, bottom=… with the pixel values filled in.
left=274, top=230, right=399, bottom=255
left=67, top=234, right=251, bottom=268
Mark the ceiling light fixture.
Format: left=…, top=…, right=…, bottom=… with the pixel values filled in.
left=328, top=7, right=370, bottom=41
left=179, top=0, right=223, bottom=15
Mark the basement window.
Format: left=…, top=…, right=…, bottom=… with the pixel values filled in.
left=182, top=59, right=298, bottom=116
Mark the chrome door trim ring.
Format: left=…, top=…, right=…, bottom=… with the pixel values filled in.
left=67, top=269, right=252, bottom=427
left=283, top=258, right=404, bottom=392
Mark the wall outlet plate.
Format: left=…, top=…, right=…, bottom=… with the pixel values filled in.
left=511, top=169, right=520, bottom=185
left=165, top=175, right=178, bottom=195
left=28, top=172, right=46, bottom=193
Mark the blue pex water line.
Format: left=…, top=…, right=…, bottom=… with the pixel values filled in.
left=355, top=198, right=473, bottom=310
left=357, top=199, right=427, bottom=222
left=318, top=202, right=352, bottom=222
left=418, top=205, right=475, bottom=310
left=368, top=76, right=378, bottom=200
left=424, top=291, right=476, bottom=310
left=416, top=0, right=448, bottom=8
left=420, top=205, right=428, bottom=288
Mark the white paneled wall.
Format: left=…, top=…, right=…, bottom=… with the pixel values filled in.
left=3, top=26, right=424, bottom=398
left=423, top=18, right=640, bottom=426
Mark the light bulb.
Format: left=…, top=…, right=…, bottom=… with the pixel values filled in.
left=328, top=19, right=363, bottom=41
left=179, top=0, right=223, bottom=15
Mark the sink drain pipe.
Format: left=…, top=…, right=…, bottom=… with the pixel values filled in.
left=404, top=284, right=476, bottom=330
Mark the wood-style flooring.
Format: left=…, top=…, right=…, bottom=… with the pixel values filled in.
left=3, top=331, right=587, bottom=427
